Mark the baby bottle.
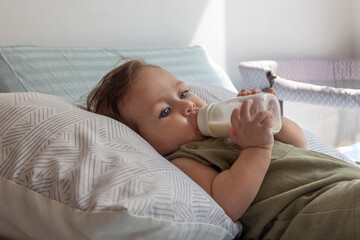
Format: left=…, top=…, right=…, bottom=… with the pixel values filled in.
left=197, top=93, right=282, bottom=137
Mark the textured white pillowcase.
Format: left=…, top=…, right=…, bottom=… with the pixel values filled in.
left=0, top=84, right=240, bottom=240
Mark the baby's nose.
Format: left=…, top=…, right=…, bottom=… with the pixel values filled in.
left=183, top=101, right=195, bottom=116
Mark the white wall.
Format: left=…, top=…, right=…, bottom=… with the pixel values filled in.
left=1, top=0, right=358, bottom=85
left=1, top=0, right=359, bottom=146
left=226, top=0, right=355, bottom=88
left=0, top=0, right=209, bottom=47
left=352, top=0, right=360, bottom=57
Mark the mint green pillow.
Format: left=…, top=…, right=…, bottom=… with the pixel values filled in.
left=0, top=46, right=236, bottom=102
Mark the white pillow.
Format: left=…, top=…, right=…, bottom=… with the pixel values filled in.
left=0, top=90, right=240, bottom=240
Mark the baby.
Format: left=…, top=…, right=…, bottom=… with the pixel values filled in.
left=88, top=59, right=360, bottom=239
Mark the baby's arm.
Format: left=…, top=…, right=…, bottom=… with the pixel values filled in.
left=171, top=100, right=273, bottom=221
left=238, top=88, right=307, bottom=149
left=171, top=146, right=271, bottom=221
left=274, top=117, right=307, bottom=149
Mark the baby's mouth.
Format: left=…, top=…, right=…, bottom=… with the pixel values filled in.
left=192, top=108, right=200, bottom=117
left=192, top=109, right=205, bottom=137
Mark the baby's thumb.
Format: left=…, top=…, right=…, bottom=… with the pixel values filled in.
left=228, top=128, right=237, bottom=143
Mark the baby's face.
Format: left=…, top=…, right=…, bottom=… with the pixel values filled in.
left=120, top=67, right=208, bottom=156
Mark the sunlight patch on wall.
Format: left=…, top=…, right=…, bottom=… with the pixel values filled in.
left=190, top=0, right=226, bottom=69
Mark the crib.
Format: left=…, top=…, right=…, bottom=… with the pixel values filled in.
left=238, top=59, right=360, bottom=163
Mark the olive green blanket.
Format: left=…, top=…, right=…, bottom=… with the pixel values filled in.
left=166, top=138, right=360, bottom=240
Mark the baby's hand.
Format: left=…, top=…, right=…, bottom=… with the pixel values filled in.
left=228, top=99, right=274, bottom=150
left=238, top=88, right=277, bottom=97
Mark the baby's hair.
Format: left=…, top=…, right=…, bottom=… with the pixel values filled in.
left=87, top=58, right=158, bottom=125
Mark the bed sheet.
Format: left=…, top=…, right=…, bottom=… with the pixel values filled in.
left=337, top=142, right=360, bottom=164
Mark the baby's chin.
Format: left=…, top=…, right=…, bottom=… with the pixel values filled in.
left=189, top=132, right=209, bottom=143
left=198, top=133, right=209, bottom=141
left=196, top=128, right=208, bottom=141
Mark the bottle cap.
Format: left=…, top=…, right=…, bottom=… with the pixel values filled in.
left=197, top=104, right=213, bottom=137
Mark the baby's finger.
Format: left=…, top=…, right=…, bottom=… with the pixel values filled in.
left=230, top=108, right=241, bottom=131
left=254, top=111, right=273, bottom=127
left=237, top=89, right=252, bottom=97
left=251, top=88, right=262, bottom=94
left=262, top=117, right=274, bottom=129
left=228, top=127, right=238, bottom=144
left=240, top=99, right=253, bottom=123
left=267, top=88, right=277, bottom=95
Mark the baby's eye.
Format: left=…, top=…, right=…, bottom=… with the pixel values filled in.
left=159, top=108, right=170, bottom=118
left=180, top=90, right=190, bottom=99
